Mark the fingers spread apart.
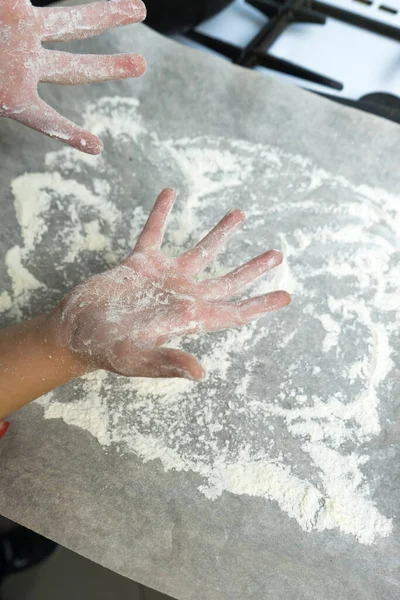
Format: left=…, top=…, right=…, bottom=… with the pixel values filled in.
left=178, top=209, right=246, bottom=275
left=199, top=249, right=283, bottom=301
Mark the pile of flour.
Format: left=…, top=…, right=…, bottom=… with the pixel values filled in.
left=1, top=96, right=398, bottom=545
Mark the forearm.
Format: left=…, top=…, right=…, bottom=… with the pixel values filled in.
left=0, top=314, right=90, bottom=420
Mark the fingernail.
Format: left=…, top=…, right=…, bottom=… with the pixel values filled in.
left=0, top=421, right=10, bottom=440
left=192, top=366, right=207, bottom=381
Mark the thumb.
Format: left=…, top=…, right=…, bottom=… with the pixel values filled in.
left=109, top=341, right=206, bottom=380
left=145, top=347, right=206, bottom=380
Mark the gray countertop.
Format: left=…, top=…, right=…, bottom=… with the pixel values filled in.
left=0, top=16, right=399, bottom=600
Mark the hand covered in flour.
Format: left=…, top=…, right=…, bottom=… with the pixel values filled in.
left=51, top=188, right=291, bottom=381
left=0, top=0, right=146, bottom=153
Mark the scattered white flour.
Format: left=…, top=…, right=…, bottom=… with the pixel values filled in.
left=44, top=371, right=111, bottom=446
left=1, top=96, right=398, bottom=545
left=5, top=245, right=44, bottom=306
left=83, top=220, right=110, bottom=252
left=318, top=314, right=341, bottom=353
left=0, top=291, right=11, bottom=312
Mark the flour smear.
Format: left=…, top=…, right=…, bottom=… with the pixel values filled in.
left=2, top=96, right=398, bottom=545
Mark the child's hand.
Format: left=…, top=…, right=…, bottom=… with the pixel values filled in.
left=0, top=0, right=146, bottom=154
left=52, top=189, right=291, bottom=381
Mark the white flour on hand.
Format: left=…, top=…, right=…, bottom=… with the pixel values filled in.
left=1, top=96, right=398, bottom=545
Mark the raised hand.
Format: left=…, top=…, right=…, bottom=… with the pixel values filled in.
left=0, top=0, right=146, bottom=154
left=52, top=189, right=291, bottom=381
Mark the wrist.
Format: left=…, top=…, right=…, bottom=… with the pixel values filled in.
left=41, top=311, right=94, bottom=378
left=0, top=313, right=95, bottom=418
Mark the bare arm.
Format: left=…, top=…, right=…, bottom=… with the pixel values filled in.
left=0, top=315, right=88, bottom=420
left=0, top=188, right=291, bottom=422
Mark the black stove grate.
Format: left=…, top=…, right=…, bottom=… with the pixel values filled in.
left=186, top=0, right=400, bottom=94
left=188, top=0, right=344, bottom=90
left=312, top=0, right=400, bottom=40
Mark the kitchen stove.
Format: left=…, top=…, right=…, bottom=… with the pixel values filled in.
left=174, top=0, right=400, bottom=122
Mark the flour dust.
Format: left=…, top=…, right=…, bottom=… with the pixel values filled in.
left=1, top=96, right=398, bottom=545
